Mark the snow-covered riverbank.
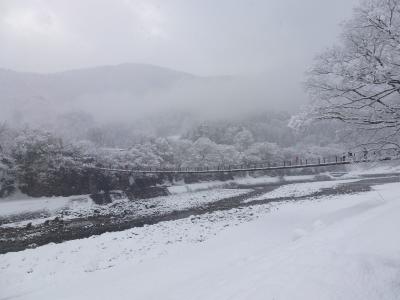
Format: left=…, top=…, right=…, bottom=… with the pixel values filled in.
left=1, top=180, right=399, bottom=300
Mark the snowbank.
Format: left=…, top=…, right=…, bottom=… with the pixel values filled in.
left=168, top=174, right=316, bottom=195
left=345, top=160, right=400, bottom=176
left=0, top=188, right=252, bottom=229
left=243, top=178, right=359, bottom=202
left=1, top=181, right=400, bottom=299
left=0, top=194, right=93, bottom=217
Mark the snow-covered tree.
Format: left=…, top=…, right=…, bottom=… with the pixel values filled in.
left=234, top=129, right=255, bottom=152
left=306, top=0, right=400, bottom=149
left=0, top=123, right=16, bottom=197
left=243, top=142, right=281, bottom=164
left=187, top=137, right=221, bottom=167
left=10, top=129, right=92, bottom=196
left=217, top=144, right=241, bottom=166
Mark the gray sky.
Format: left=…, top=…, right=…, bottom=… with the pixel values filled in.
left=1, top=0, right=358, bottom=76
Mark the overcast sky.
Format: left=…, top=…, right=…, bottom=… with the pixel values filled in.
left=0, top=0, right=358, bottom=76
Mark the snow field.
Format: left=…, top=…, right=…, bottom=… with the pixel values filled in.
left=1, top=182, right=400, bottom=299
left=0, top=195, right=92, bottom=217
left=0, top=188, right=252, bottom=228
left=167, top=174, right=323, bottom=195
left=243, top=178, right=359, bottom=203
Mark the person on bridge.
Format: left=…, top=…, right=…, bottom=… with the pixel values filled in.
left=363, top=148, right=368, bottom=161
left=347, top=152, right=353, bottom=162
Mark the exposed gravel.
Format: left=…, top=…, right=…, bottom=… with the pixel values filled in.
left=0, top=174, right=399, bottom=254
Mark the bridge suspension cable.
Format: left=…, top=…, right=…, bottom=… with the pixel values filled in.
left=84, top=152, right=399, bottom=175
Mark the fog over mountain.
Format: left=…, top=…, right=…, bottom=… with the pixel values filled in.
left=0, top=63, right=303, bottom=128
left=0, top=0, right=359, bottom=130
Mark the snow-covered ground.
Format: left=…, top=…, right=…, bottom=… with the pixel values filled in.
left=0, top=194, right=92, bottom=217
left=243, top=178, right=359, bottom=203
left=0, top=172, right=319, bottom=220
left=0, top=172, right=354, bottom=229
left=167, top=173, right=324, bottom=195
left=3, top=165, right=390, bottom=224
left=345, top=160, right=400, bottom=176
left=0, top=188, right=252, bottom=228
left=168, top=175, right=280, bottom=194
left=1, top=180, right=399, bottom=300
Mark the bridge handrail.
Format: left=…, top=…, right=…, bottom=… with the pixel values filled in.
left=81, top=151, right=400, bottom=175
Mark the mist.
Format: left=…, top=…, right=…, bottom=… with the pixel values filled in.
left=0, top=65, right=302, bottom=132
left=0, top=0, right=358, bottom=132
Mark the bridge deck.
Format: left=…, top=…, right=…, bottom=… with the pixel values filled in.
left=89, top=160, right=355, bottom=174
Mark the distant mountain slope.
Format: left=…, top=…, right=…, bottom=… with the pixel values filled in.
left=0, top=63, right=287, bottom=126
left=0, top=63, right=196, bottom=102
left=0, top=63, right=203, bottom=123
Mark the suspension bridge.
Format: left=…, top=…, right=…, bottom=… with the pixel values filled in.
left=86, top=151, right=398, bottom=175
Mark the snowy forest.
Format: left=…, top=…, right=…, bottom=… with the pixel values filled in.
left=3, top=0, right=400, bottom=199
left=0, top=110, right=346, bottom=198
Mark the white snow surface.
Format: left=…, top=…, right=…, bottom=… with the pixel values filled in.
left=0, top=194, right=93, bottom=217
left=167, top=174, right=322, bottom=195
left=345, top=160, right=400, bottom=176
left=1, top=181, right=400, bottom=299
left=243, top=179, right=359, bottom=203
left=0, top=188, right=251, bottom=228
left=167, top=175, right=280, bottom=194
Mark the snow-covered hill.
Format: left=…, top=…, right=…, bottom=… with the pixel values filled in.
left=0, top=63, right=194, bottom=99
left=0, top=63, right=288, bottom=126
left=0, top=64, right=202, bottom=123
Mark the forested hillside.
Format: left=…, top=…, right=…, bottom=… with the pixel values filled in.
left=0, top=110, right=346, bottom=198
